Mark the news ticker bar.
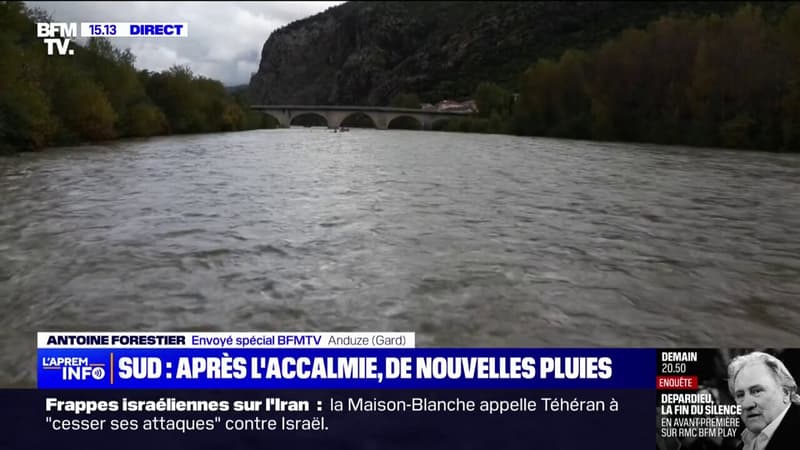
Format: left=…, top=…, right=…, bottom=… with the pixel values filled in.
left=38, top=347, right=650, bottom=389
left=1, top=389, right=654, bottom=450
left=25, top=346, right=791, bottom=449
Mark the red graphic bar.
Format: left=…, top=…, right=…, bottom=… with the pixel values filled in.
left=656, top=375, right=698, bottom=390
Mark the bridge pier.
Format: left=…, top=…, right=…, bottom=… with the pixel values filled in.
left=421, top=116, right=433, bottom=131
left=272, top=109, right=290, bottom=128
left=325, top=111, right=349, bottom=129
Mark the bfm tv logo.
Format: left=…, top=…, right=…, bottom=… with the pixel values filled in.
left=36, top=22, right=77, bottom=55
left=42, top=356, right=107, bottom=381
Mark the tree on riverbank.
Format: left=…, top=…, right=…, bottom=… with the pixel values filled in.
left=0, top=2, right=275, bottom=153
left=0, top=2, right=56, bottom=152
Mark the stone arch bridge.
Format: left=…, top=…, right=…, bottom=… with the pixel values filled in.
left=250, top=105, right=473, bottom=130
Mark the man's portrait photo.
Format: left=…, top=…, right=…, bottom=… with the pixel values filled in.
left=727, top=351, right=800, bottom=450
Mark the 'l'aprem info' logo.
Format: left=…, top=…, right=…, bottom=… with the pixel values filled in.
left=36, top=22, right=189, bottom=56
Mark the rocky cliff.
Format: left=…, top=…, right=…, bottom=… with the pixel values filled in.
left=248, top=1, right=760, bottom=106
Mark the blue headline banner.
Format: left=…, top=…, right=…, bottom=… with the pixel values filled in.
left=38, top=348, right=656, bottom=389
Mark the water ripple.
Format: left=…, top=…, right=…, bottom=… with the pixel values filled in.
left=1, top=130, right=800, bottom=385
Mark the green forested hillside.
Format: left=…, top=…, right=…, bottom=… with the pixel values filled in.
left=0, top=1, right=275, bottom=153
left=462, top=4, right=800, bottom=151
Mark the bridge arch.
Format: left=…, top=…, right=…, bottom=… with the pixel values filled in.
left=340, top=112, right=377, bottom=129
left=431, top=118, right=452, bottom=131
left=388, top=115, right=422, bottom=130
left=259, top=111, right=289, bottom=128
left=290, top=112, right=328, bottom=127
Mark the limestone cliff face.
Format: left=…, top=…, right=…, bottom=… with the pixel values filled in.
left=249, top=2, right=433, bottom=105
left=248, top=1, right=747, bottom=106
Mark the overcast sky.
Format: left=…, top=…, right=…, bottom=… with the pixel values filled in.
left=25, top=2, right=344, bottom=86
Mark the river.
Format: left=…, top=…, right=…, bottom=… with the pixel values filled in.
left=1, top=128, right=799, bottom=385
